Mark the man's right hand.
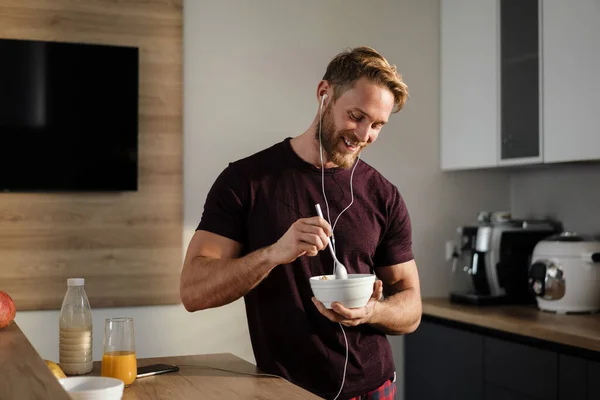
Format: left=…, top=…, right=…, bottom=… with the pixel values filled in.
left=268, top=216, right=332, bottom=266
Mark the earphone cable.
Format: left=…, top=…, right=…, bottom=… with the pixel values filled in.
left=332, top=323, right=349, bottom=400
left=318, top=97, right=361, bottom=253
left=318, top=94, right=353, bottom=400
left=331, top=155, right=359, bottom=236
left=318, top=96, right=337, bottom=273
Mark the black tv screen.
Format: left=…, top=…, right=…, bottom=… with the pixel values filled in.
left=0, top=38, right=139, bottom=192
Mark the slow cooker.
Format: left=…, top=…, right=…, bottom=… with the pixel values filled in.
left=528, top=232, right=600, bottom=314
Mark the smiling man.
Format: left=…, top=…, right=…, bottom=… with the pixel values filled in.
left=180, top=46, right=422, bottom=400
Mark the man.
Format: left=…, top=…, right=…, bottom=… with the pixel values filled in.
left=180, top=46, right=422, bottom=400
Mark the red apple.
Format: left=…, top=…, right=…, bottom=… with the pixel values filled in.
left=0, top=291, right=16, bottom=329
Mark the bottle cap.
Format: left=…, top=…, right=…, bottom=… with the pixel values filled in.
left=67, top=278, right=85, bottom=286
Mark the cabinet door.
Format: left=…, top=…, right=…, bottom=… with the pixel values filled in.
left=485, top=383, right=536, bottom=400
left=559, top=355, right=586, bottom=400
left=405, top=320, right=483, bottom=400
left=543, top=0, right=600, bottom=163
left=498, top=0, right=542, bottom=164
left=484, top=337, right=557, bottom=400
left=589, top=360, right=600, bottom=399
left=440, top=0, right=498, bottom=170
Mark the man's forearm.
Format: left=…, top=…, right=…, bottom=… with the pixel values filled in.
left=368, top=287, right=422, bottom=335
left=180, top=246, right=277, bottom=312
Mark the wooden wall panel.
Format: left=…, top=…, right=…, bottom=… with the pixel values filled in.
left=0, top=0, right=183, bottom=310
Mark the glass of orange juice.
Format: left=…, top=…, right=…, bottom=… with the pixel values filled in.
left=101, top=317, right=137, bottom=386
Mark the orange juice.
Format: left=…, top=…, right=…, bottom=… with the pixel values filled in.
left=101, top=351, right=137, bottom=386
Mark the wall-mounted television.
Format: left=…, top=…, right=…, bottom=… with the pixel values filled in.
left=0, top=38, right=139, bottom=192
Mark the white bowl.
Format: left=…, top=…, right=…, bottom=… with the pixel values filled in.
left=309, top=273, right=376, bottom=309
left=59, top=376, right=124, bottom=400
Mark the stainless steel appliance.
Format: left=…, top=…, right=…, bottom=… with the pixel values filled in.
left=528, top=232, right=600, bottom=314
left=450, top=211, right=562, bottom=305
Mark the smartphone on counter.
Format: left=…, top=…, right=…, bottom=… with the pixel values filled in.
left=137, top=363, right=180, bottom=378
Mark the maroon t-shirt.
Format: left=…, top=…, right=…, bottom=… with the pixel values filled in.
left=197, top=138, right=413, bottom=399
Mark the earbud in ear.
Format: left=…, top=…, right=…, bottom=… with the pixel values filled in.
left=319, top=93, right=328, bottom=112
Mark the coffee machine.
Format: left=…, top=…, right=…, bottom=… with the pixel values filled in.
left=450, top=211, right=562, bottom=305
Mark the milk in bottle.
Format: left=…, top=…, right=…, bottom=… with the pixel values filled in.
left=59, top=278, right=93, bottom=375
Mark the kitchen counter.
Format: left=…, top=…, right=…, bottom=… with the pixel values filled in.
left=0, top=321, right=321, bottom=399
left=0, top=322, right=71, bottom=400
left=90, top=354, right=321, bottom=399
left=422, top=297, right=600, bottom=353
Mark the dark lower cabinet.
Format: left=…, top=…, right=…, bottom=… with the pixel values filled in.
left=559, top=355, right=586, bottom=400
left=405, top=320, right=483, bottom=400
left=484, top=383, right=536, bottom=400
left=484, top=337, right=556, bottom=400
left=588, top=360, right=600, bottom=399
left=405, top=318, right=600, bottom=400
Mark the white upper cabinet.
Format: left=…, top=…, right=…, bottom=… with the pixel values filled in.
left=542, top=0, right=600, bottom=163
left=440, top=0, right=542, bottom=171
left=441, top=0, right=600, bottom=171
left=440, top=0, right=498, bottom=170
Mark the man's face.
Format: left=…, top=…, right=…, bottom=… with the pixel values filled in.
left=316, top=77, right=395, bottom=169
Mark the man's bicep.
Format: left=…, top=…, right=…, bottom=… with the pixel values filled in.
left=184, top=230, right=243, bottom=264
left=375, top=259, right=421, bottom=296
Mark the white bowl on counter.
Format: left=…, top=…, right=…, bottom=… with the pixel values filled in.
left=309, top=273, right=376, bottom=309
left=59, top=376, right=124, bottom=400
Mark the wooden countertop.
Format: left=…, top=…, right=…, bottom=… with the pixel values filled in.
left=0, top=322, right=71, bottom=400
left=422, top=298, right=600, bottom=352
left=0, top=321, right=321, bottom=399
left=90, top=354, right=322, bottom=400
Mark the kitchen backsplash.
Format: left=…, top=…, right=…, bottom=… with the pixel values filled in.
left=510, top=162, right=600, bottom=235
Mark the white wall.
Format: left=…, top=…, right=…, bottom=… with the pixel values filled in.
left=510, top=163, right=600, bottom=234
left=16, top=1, right=511, bottom=399
left=15, top=301, right=249, bottom=364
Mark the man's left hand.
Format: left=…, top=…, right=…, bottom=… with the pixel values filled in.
left=312, top=280, right=383, bottom=327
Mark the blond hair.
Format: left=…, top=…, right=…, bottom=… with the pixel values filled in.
left=323, top=46, right=409, bottom=113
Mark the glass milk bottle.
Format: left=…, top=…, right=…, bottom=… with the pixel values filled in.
left=59, top=278, right=93, bottom=375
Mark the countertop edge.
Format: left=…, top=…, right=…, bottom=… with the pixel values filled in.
left=0, top=322, right=71, bottom=400
left=421, top=298, right=600, bottom=353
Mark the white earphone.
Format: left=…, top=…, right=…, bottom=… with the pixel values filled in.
left=320, top=93, right=328, bottom=109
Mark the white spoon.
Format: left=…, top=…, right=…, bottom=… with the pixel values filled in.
left=315, top=204, right=348, bottom=279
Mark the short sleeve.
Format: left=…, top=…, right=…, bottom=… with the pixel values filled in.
left=373, top=188, right=413, bottom=267
left=196, top=163, right=247, bottom=244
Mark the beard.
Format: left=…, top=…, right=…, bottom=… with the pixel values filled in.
left=315, top=103, right=364, bottom=169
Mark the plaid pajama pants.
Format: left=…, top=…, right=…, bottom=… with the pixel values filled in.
left=348, top=379, right=396, bottom=400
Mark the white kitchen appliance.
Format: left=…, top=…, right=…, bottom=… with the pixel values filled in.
left=528, top=232, right=600, bottom=314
